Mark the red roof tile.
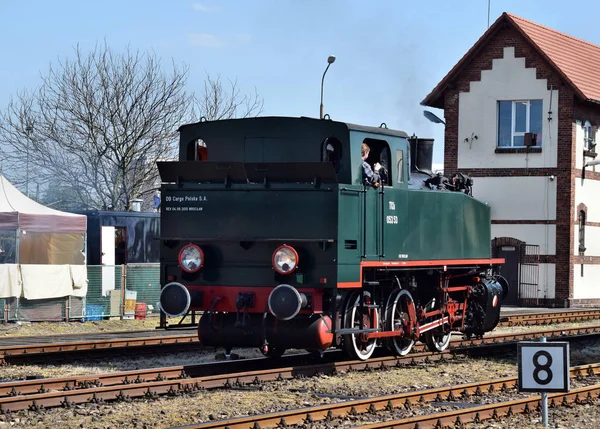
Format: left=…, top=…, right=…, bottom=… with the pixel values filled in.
left=422, top=12, right=600, bottom=107
left=507, top=13, right=600, bottom=102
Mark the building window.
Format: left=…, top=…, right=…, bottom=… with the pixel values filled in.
left=497, top=100, right=543, bottom=147
left=396, top=150, right=404, bottom=183
left=579, top=210, right=586, bottom=254
left=584, top=121, right=596, bottom=151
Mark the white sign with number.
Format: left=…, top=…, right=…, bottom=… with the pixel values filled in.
left=518, top=341, right=570, bottom=393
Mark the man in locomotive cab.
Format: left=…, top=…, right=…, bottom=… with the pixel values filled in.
left=361, top=142, right=384, bottom=187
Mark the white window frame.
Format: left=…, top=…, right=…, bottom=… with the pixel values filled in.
left=396, top=149, right=404, bottom=184
left=583, top=121, right=596, bottom=151
left=498, top=99, right=542, bottom=148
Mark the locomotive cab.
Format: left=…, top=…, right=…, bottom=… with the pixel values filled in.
left=157, top=116, right=508, bottom=361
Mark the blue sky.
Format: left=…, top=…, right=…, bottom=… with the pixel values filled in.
left=2, top=0, right=599, bottom=166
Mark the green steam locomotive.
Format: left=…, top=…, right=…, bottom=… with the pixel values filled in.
left=157, top=116, right=508, bottom=361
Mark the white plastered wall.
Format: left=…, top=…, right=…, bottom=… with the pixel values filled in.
left=472, top=176, right=556, bottom=221
left=457, top=46, right=559, bottom=169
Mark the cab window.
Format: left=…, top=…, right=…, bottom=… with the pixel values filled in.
left=362, top=138, right=391, bottom=186
left=186, top=139, right=208, bottom=161
left=322, top=137, right=342, bottom=173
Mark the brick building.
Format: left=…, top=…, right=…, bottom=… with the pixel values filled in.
left=421, top=12, right=600, bottom=307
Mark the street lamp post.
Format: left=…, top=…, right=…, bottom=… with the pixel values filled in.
left=320, top=55, right=336, bottom=119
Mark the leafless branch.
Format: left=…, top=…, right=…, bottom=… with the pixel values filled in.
left=0, top=43, right=265, bottom=212
left=191, top=72, right=264, bottom=121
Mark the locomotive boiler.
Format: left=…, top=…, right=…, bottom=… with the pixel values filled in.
left=157, top=116, right=509, bottom=361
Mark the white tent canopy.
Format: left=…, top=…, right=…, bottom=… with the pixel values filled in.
left=0, top=175, right=88, bottom=299
left=0, top=175, right=86, bottom=233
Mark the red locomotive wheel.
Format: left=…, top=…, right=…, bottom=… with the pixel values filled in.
left=422, top=300, right=452, bottom=352
left=384, top=289, right=416, bottom=356
left=342, top=291, right=379, bottom=361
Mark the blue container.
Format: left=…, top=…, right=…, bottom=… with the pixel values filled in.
left=85, top=304, right=104, bottom=321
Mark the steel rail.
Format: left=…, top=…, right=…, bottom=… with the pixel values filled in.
left=170, top=364, right=600, bottom=429
left=2, top=322, right=596, bottom=398
left=0, top=333, right=201, bottom=364
left=356, top=384, right=600, bottom=429
left=0, top=333, right=199, bottom=355
left=499, top=309, right=600, bottom=327
left=2, top=309, right=599, bottom=364
left=0, top=325, right=599, bottom=413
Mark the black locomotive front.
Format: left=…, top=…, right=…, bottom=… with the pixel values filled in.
left=157, top=116, right=355, bottom=356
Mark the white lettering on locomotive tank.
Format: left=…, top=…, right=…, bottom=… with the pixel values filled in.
left=168, top=195, right=208, bottom=203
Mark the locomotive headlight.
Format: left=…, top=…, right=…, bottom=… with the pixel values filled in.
left=178, top=244, right=204, bottom=273
left=272, top=245, right=299, bottom=275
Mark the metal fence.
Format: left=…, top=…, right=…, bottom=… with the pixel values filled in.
left=519, top=244, right=541, bottom=304
left=1, top=264, right=161, bottom=323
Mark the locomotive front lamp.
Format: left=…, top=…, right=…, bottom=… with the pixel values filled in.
left=320, top=55, right=336, bottom=120
left=272, top=245, right=299, bottom=275
left=178, top=244, right=204, bottom=273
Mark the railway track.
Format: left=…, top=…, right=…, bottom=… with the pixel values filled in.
left=171, top=363, right=600, bottom=429
left=0, top=332, right=201, bottom=364
left=498, top=309, right=600, bottom=327
left=0, top=324, right=599, bottom=413
left=356, top=385, right=600, bottom=429
left=1, top=309, right=599, bottom=364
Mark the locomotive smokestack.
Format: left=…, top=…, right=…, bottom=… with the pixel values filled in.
left=408, top=136, right=434, bottom=175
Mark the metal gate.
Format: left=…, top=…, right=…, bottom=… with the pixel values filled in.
left=519, top=244, right=540, bottom=303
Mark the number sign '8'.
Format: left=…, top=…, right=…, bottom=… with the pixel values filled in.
left=517, top=341, right=570, bottom=393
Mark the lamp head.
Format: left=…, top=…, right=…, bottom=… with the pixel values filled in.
left=423, top=110, right=445, bottom=125
left=327, top=55, right=336, bottom=64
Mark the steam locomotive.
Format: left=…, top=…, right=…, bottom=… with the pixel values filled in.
left=157, top=116, right=509, bottom=361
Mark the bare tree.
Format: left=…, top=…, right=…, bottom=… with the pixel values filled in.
left=193, top=73, right=264, bottom=121
left=0, top=43, right=264, bottom=212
